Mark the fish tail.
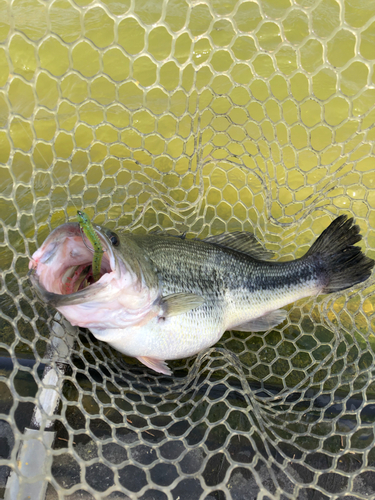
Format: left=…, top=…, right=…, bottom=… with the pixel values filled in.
left=305, top=215, right=374, bottom=293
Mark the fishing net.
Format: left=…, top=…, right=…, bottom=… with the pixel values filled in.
left=1, top=0, right=375, bottom=498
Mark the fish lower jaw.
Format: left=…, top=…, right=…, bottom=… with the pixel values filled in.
left=58, top=300, right=160, bottom=330
left=54, top=275, right=160, bottom=330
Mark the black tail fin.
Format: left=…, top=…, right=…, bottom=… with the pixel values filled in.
left=305, top=215, right=374, bottom=293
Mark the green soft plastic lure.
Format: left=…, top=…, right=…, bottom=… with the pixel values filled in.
left=77, top=210, right=103, bottom=282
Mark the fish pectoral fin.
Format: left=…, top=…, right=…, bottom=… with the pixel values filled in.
left=137, top=356, right=172, bottom=376
left=234, top=309, right=288, bottom=332
left=161, top=293, right=205, bottom=317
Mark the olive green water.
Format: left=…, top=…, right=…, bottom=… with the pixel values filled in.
left=1, top=0, right=375, bottom=499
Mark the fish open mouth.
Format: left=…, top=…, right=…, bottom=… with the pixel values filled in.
left=29, top=221, right=160, bottom=330
left=29, top=222, right=117, bottom=301
left=61, top=262, right=102, bottom=294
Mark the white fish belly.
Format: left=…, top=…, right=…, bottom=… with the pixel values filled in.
left=91, top=309, right=225, bottom=361
left=91, top=278, right=320, bottom=361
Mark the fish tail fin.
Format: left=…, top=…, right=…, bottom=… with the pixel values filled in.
left=305, top=215, right=374, bottom=293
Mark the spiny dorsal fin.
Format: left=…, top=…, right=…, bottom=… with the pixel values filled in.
left=204, top=231, right=274, bottom=260
left=161, top=293, right=205, bottom=317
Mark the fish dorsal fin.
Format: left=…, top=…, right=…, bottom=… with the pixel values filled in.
left=204, top=231, right=274, bottom=260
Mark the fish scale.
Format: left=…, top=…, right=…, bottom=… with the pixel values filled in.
left=29, top=215, right=374, bottom=375
left=130, top=233, right=319, bottom=326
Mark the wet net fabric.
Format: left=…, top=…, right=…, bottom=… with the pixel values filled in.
left=1, top=0, right=375, bottom=498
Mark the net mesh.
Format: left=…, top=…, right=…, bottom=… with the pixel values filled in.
left=1, top=0, right=375, bottom=498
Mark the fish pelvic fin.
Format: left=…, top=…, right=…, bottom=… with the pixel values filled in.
left=137, top=356, right=172, bottom=376
left=234, top=309, right=288, bottom=332
left=160, top=293, right=205, bottom=317
left=305, top=215, right=374, bottom=293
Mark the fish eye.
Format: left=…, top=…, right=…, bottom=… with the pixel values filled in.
left=109, top=233, right=119, bottom=247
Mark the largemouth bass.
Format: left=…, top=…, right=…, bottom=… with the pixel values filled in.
left=29, top=215, right=374, bottom=375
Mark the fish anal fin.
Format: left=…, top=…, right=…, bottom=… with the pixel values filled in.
left=161, top=293, right=205, bottom=317
left=234, top=309, right=288, bottom=332
left=204, top=232, right=274, bottom=260
left=137, top=356, right=172, bottom=376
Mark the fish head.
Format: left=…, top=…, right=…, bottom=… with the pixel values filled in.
left=29, top=222, right=161, bottom=329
